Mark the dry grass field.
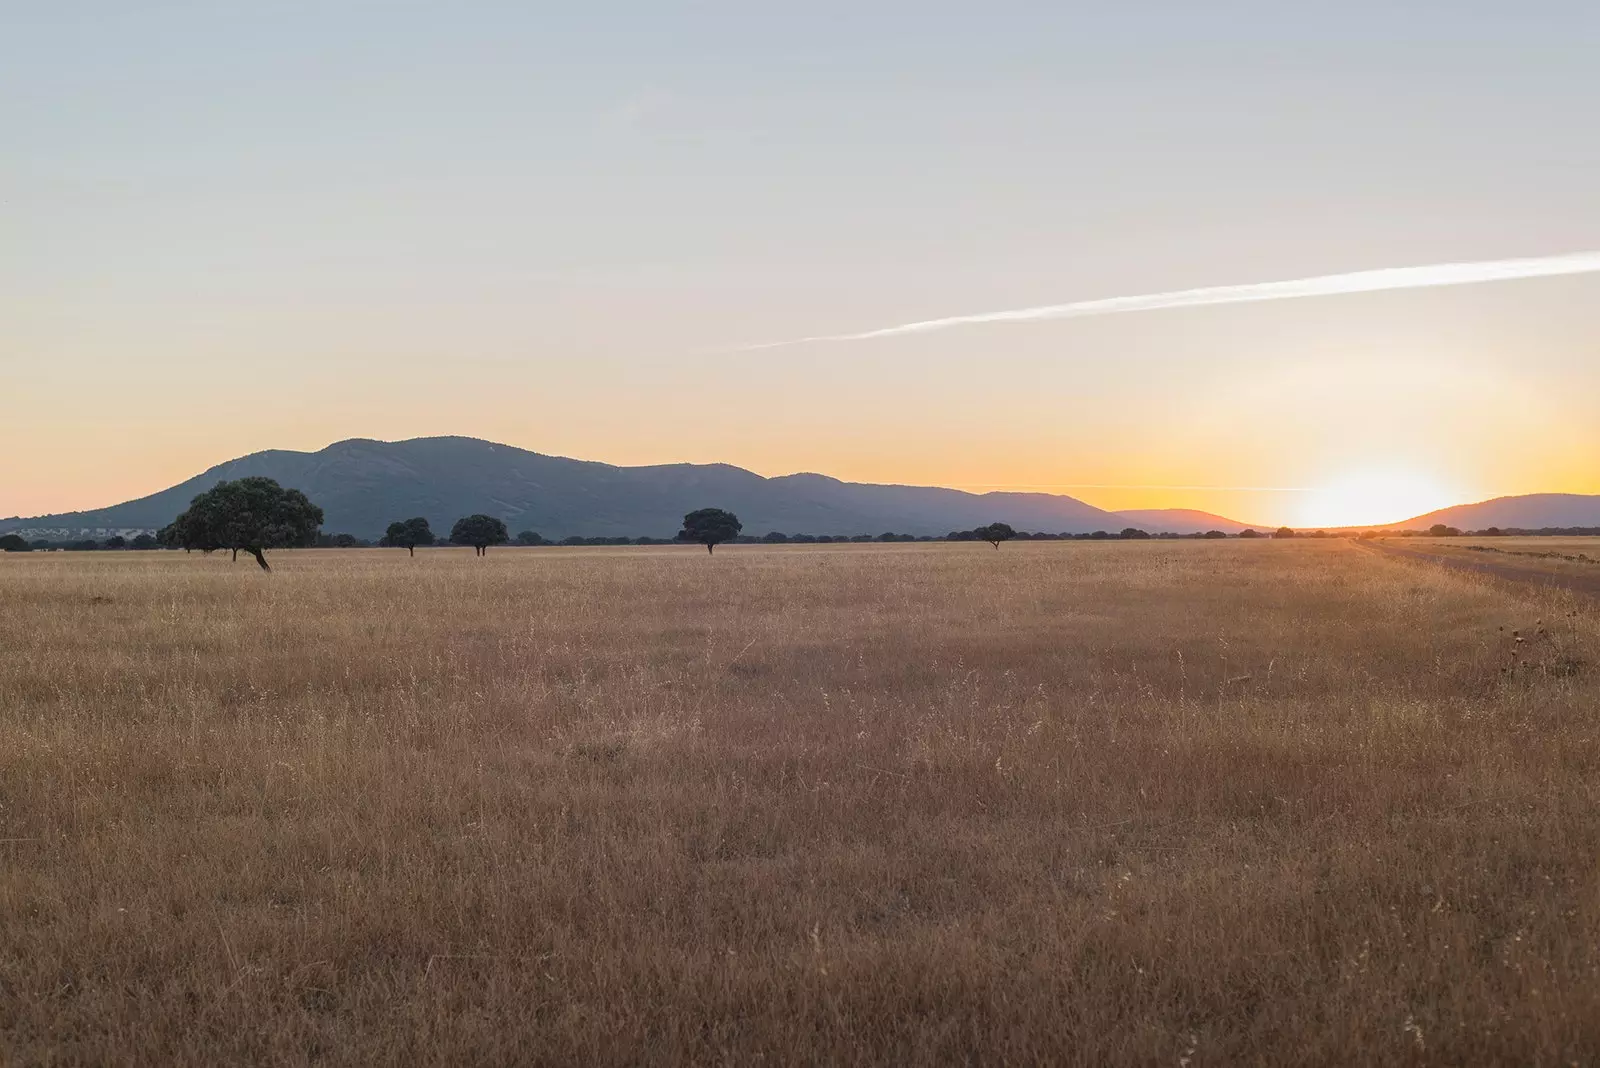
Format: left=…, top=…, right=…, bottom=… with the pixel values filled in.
left=3, top=540, right=1600, bottom=1065
left=1395, top=536, right=1600, bottom=583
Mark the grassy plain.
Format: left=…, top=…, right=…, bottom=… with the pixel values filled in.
left=3, top=540, right=1599, bottom=1065
left=1394, top=536, right=1600, bottom=583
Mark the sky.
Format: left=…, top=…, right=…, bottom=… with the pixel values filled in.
left=4, top=2, right=1598, bottom=528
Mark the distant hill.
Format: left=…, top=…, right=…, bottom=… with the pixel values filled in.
left=1395, top=493, right=1600, bottom=532
left=0, top=436, right=1222, bottom=540
left=1113, top=508, right=1266, bottom=535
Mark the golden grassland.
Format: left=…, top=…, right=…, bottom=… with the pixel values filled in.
left=1397, top=536, right=1600, bottom=582
left=3, top=541, right=1599, bottom=1065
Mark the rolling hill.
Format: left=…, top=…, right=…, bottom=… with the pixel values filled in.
left=1395, top=493, right=1600, bottom=532
left=1111, top=508, right=1268, bottom=535
left=2, top=436, right=1197, bottom=541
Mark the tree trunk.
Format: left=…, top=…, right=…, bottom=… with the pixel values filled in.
left=408, top=545, right=414, bottom=557
left=231, top=548, right=238, bottom=562
left=247, top=547, right=270, bottom=571
left=707, top=543, right=714, bottom=555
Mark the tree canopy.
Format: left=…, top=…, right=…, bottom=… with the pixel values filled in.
left=976, top=522, right=1016, bottom=549
left=0, top=533, right=30, bottom=552
left=677, top=508, right=742, bottom=554
left=381, top=517, right=436, bottom=556
left=450, top=514, right=510, bottom=555
left=163, top=477, right=323, bottom=570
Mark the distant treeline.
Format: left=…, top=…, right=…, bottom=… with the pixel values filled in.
left=8, top=524, right=1600, bottom=553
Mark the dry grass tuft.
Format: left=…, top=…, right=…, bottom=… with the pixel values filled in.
left=3, top=540, right=1600, bottom=1064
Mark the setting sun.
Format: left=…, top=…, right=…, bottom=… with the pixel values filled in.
left=1296, top=470, right=1464, bottom=529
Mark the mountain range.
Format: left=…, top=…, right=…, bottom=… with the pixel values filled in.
left=3, top=436, right=1595, bottom=540
left=1395, top=494, right=1600, bottom=532
left=2, top=436, right=1261, bottom=539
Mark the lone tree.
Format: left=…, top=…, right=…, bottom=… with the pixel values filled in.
left=451, top=514, right=509, bottom=556
left=976, top=521, right=1016, bottom=549
left=0, top=533, right=30, bottom=552
left=381, top=516, right=435, bottom=556
left=165, top=477, right=323, bottom=571
left=678, top=508, right=742, bottom=554
left=1274, top=526, right=1297, bottom=539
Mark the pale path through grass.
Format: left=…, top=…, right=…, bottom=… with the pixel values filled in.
left=2, top=541, right=1598, bottom=1064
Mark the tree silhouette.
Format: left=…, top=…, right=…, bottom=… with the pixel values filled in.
left=1274, top=527, right=1296, bottom=539
left=165, top=477, right=323, bottom=570
left=677, top=508, right=742, bottom=554
left=515, top=530, right=548, bottom=546
left=977, top=522, right=1016, bottom=549
left=450, top=514, right=509, bottom=556
left=0, top=533, right=30, bottom=552
left=382, top=517, right=435, bottom=556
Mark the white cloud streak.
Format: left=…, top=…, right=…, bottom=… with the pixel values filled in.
left=736, top=250, right=1600, bottom=350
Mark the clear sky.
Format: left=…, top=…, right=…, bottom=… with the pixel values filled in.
left=4, top=2, right=1598, bottom=527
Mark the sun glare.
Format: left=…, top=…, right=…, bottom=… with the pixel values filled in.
left=1297, top=470, right=1462, bottom=530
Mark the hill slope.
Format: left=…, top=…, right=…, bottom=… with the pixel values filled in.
left=1397, top=493, right=1600, bottom=532
left=1113, top=508, right=1267, bottom=535
left=3, top=437, right=1175, bottom=540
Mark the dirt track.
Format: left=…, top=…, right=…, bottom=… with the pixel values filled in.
left=1361, top=539, right=1600, bottom=599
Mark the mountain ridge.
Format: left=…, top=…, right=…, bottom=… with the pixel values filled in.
left=1394, top=493, right=1600, bottom=532
left=6, top=437, right=1594, bottom=540
left=0, top=436, right=1181, bottom=539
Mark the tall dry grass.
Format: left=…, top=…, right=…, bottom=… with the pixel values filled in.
left=2, top=540, right=1598, bottom=1065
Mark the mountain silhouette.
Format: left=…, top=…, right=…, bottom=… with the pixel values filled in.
left=4, top=436, right=1175, bottom=540
left=1395, top=493, right=1600, bottom=532
left=13, top=437, right=1587, bottom=540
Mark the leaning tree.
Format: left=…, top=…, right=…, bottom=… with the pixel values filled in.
left=165, top=477, right=323, bottom=571
left=450, top=514, right=509, bottom=556
left=677, top=508, right=742, bottom=554
left=381, top=516, right=436, bottom=557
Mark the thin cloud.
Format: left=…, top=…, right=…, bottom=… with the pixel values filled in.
left=606, top=88, right=674, bottom=129
left=954, top=483, right=1315, bottom=492
left=733, top=250, right=1600, bottom=351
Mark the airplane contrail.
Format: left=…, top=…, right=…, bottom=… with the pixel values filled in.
left=735, top=250, right=1600, bottom=350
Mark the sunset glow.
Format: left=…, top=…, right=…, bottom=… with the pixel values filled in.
left=2, top=6, right=1598, bottom=528
left=1296, top=470, right=1464, bottom=530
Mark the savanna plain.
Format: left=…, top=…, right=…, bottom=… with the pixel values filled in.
left=3, top=540, right=1599, bottom=1066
